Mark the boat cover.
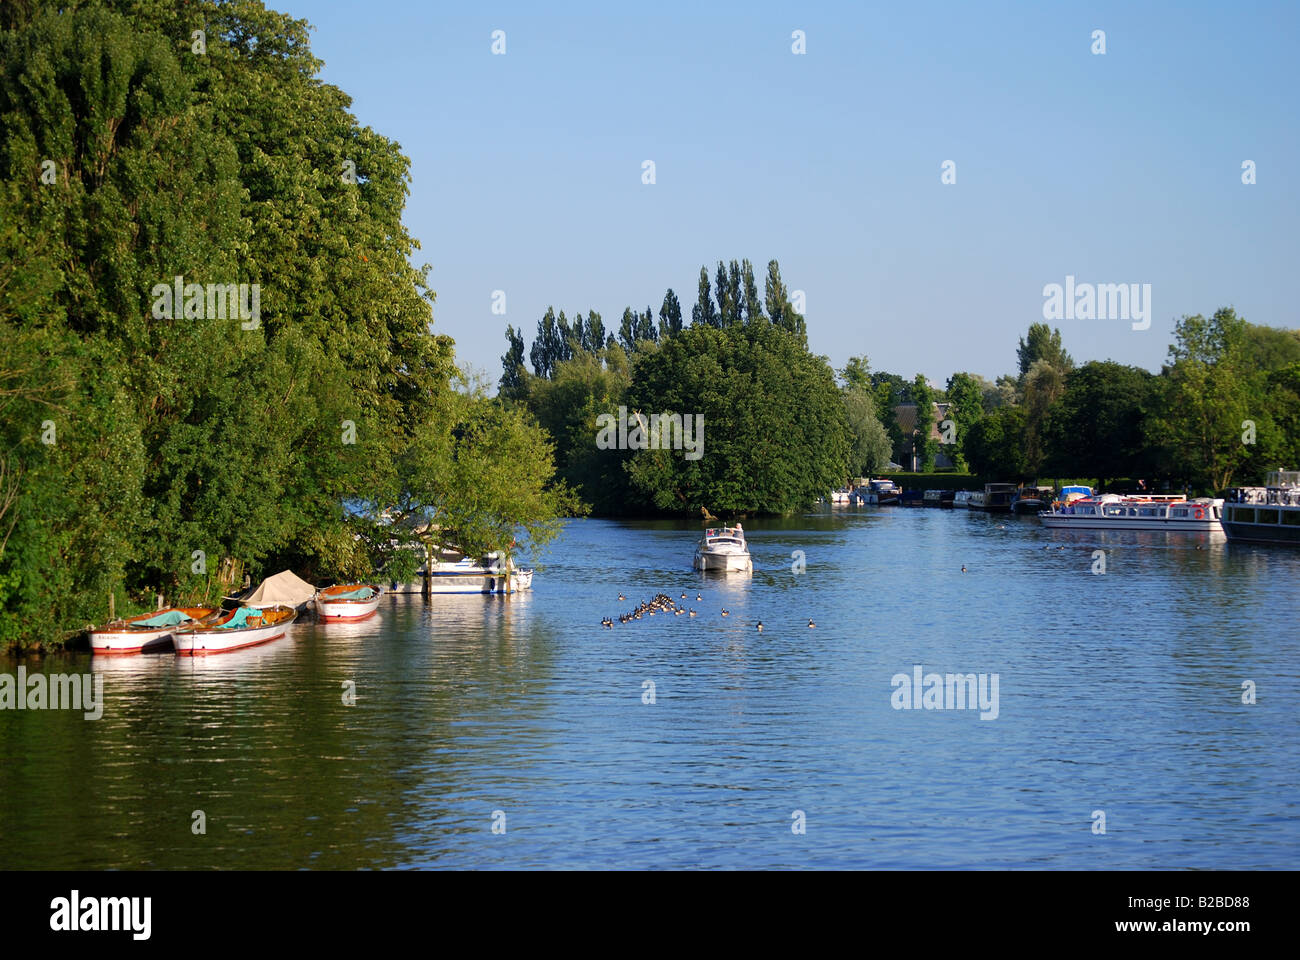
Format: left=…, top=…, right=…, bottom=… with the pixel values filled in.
left=136, top=610, right=191, bottom=627
left=242, top=570, right=316, bottom=607
left=326, top=587, right=376, bottom=600
left=218, top=607, right=264, bottom=630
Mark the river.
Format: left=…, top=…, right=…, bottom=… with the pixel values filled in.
left=2, top=507, right=1297, bottom=869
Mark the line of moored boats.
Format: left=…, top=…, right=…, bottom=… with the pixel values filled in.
left=827, top=469, right=1300, bottom=543
left=87, top=547, right=537, bottom=657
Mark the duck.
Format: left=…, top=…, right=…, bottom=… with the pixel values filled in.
left=720, top=609, right=730, bottom=617
left=808, top=619, right=816, bottom=629
left=961, top=565, right=967, bottom=573
left=681, top=592, right=687, bottom=599
left=618, top=594, right=626, bottom=601
left=688, top=609, right=697, bottom=617
left=756, top=621, right=764, bottom=632
left=696, top=593, right=703, bottom=601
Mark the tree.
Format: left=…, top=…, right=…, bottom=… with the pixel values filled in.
left=658, top=289, right=683, bottom=339
left=1020, top=359, right=1067, bottom=477
left=499, top=324, right=526, bottom=399
left=625, top=321, right=849, bottom=513
left=691, top=266, right=718, bottom=328
left=1041, top=361, right=1157, bottom=487
left=1153, top=308, right=1254, bottom=491
left=843, top=389, right=892, bottom=476
left=840, top=356, right=872, bottom=393
left=1017, top=323, right=1074, bottom=378
left=944, top=372, right=985, bottom=470
left=964, top=406, right=1028, bottom=479
left=740, top=259, right=764, bottom=325
left=909, top=375, right=937, bottom=471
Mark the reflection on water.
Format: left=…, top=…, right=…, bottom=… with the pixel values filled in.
left=2, top=509, right=1297, bottom=869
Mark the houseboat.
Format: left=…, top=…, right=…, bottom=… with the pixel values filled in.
left=923, top=489, right=956, bottom=508
left=1011, top=486, right=1055, bottom=514
left=963, top=490, right=986, bottom=510
left=1222, top=470, right=1300, bottom=545
left=694, top=525, right=752, bottom=572
left=981, top=483, right=1018, bottom=513
left=1038, top=494, right=1224, bottom=531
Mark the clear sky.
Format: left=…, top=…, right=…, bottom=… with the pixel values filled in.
left=301, top=0, right=1299, bottom=387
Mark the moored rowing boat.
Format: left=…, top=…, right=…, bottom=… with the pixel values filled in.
left=89, top=607, right=218, bottom=654
left=316, top=584, right=382, bottom=622
left=172, top=604, right=297, bottom=655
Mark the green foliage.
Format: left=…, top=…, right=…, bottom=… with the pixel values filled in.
left=625, top=322, right=849, bottom=514
left=909, top=375, right=937, bottom=471
left=1017, top=323, right=1074, bottom=378
left=0, top=1, right=565, bottom=649
left=843, top=389, right=892, bottom=476
left=1041, top=361, right=1157, bottom=486
left=963, top=406, right=1028, bottom=479
left=944, top=371, right=984, bottom=470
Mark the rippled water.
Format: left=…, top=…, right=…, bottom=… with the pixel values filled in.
left=2, top=508, right=1297, bottom=869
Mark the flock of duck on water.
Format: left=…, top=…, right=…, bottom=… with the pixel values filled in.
left=599, top=591, right=816, bottom=633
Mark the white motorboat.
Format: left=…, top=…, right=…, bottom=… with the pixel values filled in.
left=1038, top=494, right=1224, bottom=531
left=388, top=549, right=533, bottom=594
left=828, top=488, right=852, bottom=505
left=693, top=525, right=752, bottom=572
left=88, top=607, right=219, bottom=655
left=316, top=584, right=383, bottom=622
left=172, top=604, right=297, bottom=655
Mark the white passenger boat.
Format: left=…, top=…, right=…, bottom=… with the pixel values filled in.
left=173, top=604, right=297, bottom=655
left=316, top=584, right=383, bottom=622
left=1222, top=470, right=1300, bottom=545
left=693, top=525, right=752, bottom=572
left=1038, top=494, right=1224, bottom=531
left=89, top=607, right=219, bottom=655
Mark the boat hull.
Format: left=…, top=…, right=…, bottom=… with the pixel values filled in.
left=1221, top=503, right=1300, bottom=544
left=88, top=628, right=178, bottom=655
left=1038, top=515, right=1221, bottom=532
left=694, top=550, right=752, bottom=572
left=389, top=568, right=533, bottom=594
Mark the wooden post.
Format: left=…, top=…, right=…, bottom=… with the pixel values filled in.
left=108, top=590, right=115, bottom=621
left=422, top=540, right=432, bottom=600
left=156, top=593, right=163, bottom=610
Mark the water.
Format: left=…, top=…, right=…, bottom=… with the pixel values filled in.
left=2, top=508, right=1297, bottom=869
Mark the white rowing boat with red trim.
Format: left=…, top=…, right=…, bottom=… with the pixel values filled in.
left=89, top=607, right=219, bottom=654
left=316, top=584, right=382, bottom=622
left=1038, top=494, right=1223, bottom=531
left=172, top=604, right=297, bottom=655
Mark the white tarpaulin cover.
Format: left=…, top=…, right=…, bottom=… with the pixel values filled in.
left=242, top=570, right=316, bottom=607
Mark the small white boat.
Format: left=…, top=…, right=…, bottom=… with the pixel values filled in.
left=173, top=604, right=297, bottom=656
left=389, top=550, right=533, bottom=594
left=693, top=525, right=752, bottom=572
left=1038, top=494, right=1223, bottom=531
left=89, top=607, right=218, bottom=655
left=828, top=488, right=852, bottom=505
left=316, top=584, right=382, bottom=622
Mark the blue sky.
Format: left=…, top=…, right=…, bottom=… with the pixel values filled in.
left=302, top=0, right=1299, bottom=386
